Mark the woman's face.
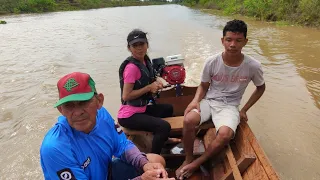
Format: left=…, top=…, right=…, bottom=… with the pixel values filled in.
left=128, top=42, right=148, bottom=61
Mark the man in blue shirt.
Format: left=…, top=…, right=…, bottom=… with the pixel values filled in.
left=40, top=72, right=174, bottom=180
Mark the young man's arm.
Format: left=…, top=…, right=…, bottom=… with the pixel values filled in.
left=240, top=83, right=265, bottom=121
left=240, top=61, right=266, bottom=121
left=184, top=82, right=210, bottom=115
left=184, top=57, right=212, bottom=115
left=193, top=82, right=210, bottom=103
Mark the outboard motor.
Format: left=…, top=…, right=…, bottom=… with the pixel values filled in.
left=152, top=54, right=186, bottom=96
left=152, top=57, right=166, bottom=77
left=152, top=54, right=186, bottom=85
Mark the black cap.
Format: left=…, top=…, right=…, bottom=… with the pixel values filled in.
left=127, top=29, right=148, bottom=45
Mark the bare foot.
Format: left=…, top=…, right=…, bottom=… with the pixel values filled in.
left=175, top=159, right=192, bottom=180
left=178, top=161, right=201, bottom=179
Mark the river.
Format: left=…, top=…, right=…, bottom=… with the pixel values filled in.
left=0, top=4, right=319, bottom=180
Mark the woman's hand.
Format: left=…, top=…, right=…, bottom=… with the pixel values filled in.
left=149, top=81, right=163, bottom=93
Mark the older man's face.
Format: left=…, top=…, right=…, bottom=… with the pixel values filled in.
left=58, top=93, right=104, bottom=133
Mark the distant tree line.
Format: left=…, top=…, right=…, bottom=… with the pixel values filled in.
left=1, top=0, right=319, bottom=27
left=0, top=0, right=168, bottom=14
left=181, top=0, right=320, bottom=27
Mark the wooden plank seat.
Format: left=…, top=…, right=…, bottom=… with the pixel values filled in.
left=121, top=116, right=215, bottom=154
left=122, top=116, right=215, bottom=140
left=163, top=116, right=216, bottom=132
left=122, top=116, right=215, bottom=136
left=121, top=127, right=151, bottom=137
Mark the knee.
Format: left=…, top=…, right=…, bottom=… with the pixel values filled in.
left=155, top=120, right=171, bottom=135
left=146, top=153, right=166, bottom=167
left=184, top=112, right=199, bottom=129
left=162, top=120, right=171, bottom=133
left=216, top=127, right=233, bottom=144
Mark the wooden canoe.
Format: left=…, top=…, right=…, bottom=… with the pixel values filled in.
left=122, top=85, right=279, bottom=180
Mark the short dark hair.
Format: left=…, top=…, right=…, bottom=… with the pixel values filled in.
left=223, top=19, right=247, bottom=38
left=127, top=29, right=148, bottom=47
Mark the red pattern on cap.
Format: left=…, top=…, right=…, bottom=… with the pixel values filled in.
left=57, top=72, right=93, bottom=99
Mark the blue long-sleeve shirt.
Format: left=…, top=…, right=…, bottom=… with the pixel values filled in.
left=40, top=107, right=148, bottom=180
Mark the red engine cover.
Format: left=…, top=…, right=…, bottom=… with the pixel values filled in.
left=161, top=65, right=186, bottom=85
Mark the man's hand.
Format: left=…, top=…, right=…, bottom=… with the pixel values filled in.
left=184, top=101, right=200, bottom=116
left=141, top=169, right=175, bottom=180
left=239, top=110, right=248, bottom=122
left=143, top=162, right=167, bottom=178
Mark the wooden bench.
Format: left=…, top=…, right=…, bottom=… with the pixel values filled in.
left=121, top=116, right=186, bottom=153
left=121, top=116, right=215, bottom=153
left=122, top=116, right=215, bottom=139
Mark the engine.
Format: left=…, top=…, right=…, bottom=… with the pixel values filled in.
left=152, top=54, right=186, bottom=85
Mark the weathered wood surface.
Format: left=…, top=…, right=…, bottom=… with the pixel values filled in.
left=203, top=128, right=226, bottom=180
left=156, top=95, right=194, bottom=116
left=162, top=116, right=215, bottom=133
left=219, top=155, right=256, bottom=180
left=234, top=123, right=271, bottom=179
left=225, top=144, right=243, bottom=180
left=238, top=121, right=280, bottom=180
left=163, top=116, right=184, bottom=131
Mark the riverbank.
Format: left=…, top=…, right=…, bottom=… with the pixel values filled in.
left=181, top=0, right=320, bottom=28
left=0, top=0, right=168, bottom=15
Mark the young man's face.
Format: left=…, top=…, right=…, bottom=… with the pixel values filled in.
left=221, top=31, right=248, bottom=55
left=58, top=93, right=104, bottom=133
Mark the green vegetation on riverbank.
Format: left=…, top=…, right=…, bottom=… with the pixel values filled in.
left=0, top=0, right=167, bottom=14
left=181, top=0, right=320, bottom=28
left=1, top=0, right=319, bottom=28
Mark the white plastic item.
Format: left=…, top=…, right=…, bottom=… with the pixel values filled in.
left=165, top=54, right=184, bottom=66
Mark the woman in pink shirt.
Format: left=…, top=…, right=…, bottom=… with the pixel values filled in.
left=118, top=29, right=174, bottom=154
